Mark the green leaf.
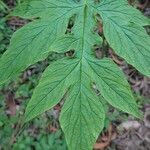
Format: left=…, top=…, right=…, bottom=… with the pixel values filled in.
left=49, top=35, right=80, bottom=53
left=0, top=1, right=9, bottom=12
left=0, top=0, right=149, bottom=149
left=96, top=0, right=150, bottom=76
left=86, top=57, right=142, bottom=118
left=0, top=121, right=4, bottom=127
left=25, top=58, right=80, bottom=122
left=60, top=76, right=105, bottom=150
left=24, top=3, right=105, bottom=149
left=0, top=19, right=67, bottom=85
left=0, top=0, right=81, bottom=85
left=103, top=23, right=150, bottom=76
left=12, top=0, right=81, bottom=19
left=96, top=0, right=150, bottom=26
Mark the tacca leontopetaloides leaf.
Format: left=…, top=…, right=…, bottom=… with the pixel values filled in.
left=0, top=0, right=150, bottom=150
left=0, top=0, right=79, bottom=85
left=96, top=0, right=150, bottom=76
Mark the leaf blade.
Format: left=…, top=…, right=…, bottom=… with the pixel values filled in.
left=60, top=74, right=105, bottom=150
left=96, top=0, right=150, bottom=26
left=25, top=58, right=80, bottom=122
left=86, top=57, right=142, bottom=118
left=12, top=0, right=82, bottom=19
left=0, top=11, right=73, bottom=85
left=103, top=22, right=150, bottom=76
left=97, top=0, right=150, bottom=76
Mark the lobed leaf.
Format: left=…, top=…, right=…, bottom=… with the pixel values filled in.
left=0, top=19, right=66, bottom=85
left=12, top=0, right=81, bottom=19
left=60, top=76, right=105, bottom=150
left=96, top=0, right=150, bottom=26
left=103, top=23, right=150, bottom=76
left=96, top=0, right=150, bottom=76
left=25, top=58, right=80, bottom=122
left=86, top=57, right=142, bottom=118
left=0, top=0, right=149, bottom=150
left=0, top=0, right=81, bottom=85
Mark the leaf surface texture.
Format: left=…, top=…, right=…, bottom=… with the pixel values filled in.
left=0, top=0, right=149, bottom=149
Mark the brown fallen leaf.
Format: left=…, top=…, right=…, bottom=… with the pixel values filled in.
left=109, top=49, right=124, bottom=66
left=94, top=125, right=116, bottom=150
left=94, top=142, right=109, bottom=150
left=5, top=91, right=16, bottom=116
left=48, top=124, right=58, bottom=132
left=137, top=0, right=149, bottom=10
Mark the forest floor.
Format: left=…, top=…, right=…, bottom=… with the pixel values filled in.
left=0, top=0, right=150, bottom=150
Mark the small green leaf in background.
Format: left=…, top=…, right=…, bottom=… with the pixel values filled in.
left=0, top=121, right=4, bottom=127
